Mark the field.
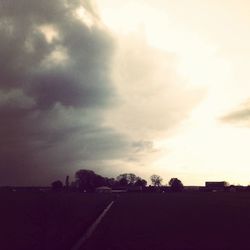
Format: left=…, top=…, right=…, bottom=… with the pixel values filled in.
left=84, top=192, right=250, bottom=250
left=0, top=191, right=113, bottom=250
left=2, top=192, right=250, bottom=250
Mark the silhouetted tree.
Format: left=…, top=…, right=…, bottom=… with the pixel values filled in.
left=118, top=177, right=128, bottom=186
left=116, top=173, right=138, bottom=186
left=135, top=178, right=147, bottom=187
left=105, top=177, right=116, bottom=187
left=51, top=180, right=63, bottom=191
left=93, top=174, right=106, bottom=187
left=75, top=169, right=105, bottom=192
left=69, top=181, right=78, bottom=191
left=169, top=178, right=184, bottom=192
left=150, top=174, right=163, bottom=186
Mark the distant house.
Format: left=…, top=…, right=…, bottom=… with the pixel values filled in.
left=95, top=186, right=112, bottom=193
left=205, top=181, right=228, bottom=191
left=111, top=189, right=127, bottom=193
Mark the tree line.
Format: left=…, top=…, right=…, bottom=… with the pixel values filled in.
left=51, top=169, right=184, bottom=192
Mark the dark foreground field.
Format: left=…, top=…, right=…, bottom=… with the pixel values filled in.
left=0, top=191, right=113, bottom=250
left=85, top=192, right=250, bottom=250
left=2, top=192, right=250, bottom=250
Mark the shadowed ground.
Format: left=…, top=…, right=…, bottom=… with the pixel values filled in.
left=0, top=191, right=113, bottom=250
left=84, top=192, right=250, bottom=250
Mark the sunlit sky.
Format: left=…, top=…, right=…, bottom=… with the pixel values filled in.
left=2, top=0, right=250, bottom=186
left=95, top=0, right=250, bottom=185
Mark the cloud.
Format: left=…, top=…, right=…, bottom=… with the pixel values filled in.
left=0, top=0, right=119, bottom=185
left=0, top=0, right=203, bottom=185
left=104, top=34, right=203, bottom=140
left=221, top=99, right=250, bottom=126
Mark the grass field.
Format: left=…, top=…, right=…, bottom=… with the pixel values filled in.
left=84, top=192, right=250, bottom=250
left=0, top=191, right=113, bottom=250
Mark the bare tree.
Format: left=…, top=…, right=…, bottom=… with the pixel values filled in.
left=116, top=173, right=138, bottom=185
left=150, top=174, right=163, bottom=186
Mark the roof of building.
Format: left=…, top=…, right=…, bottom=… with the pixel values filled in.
left=96, top=186, right=112, bottom=190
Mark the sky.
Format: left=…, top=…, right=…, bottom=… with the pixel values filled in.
left=1, top=0, right=250, bottom=186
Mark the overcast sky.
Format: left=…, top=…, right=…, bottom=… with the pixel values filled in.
left=1, top=0, right=250, bottom=185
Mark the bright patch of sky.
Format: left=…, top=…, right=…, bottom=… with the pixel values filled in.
left=95, top=0, right=250, bottom=185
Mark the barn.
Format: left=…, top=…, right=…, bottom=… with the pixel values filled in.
left=205, top=181, right=228, bottom=191
left=95, top=186, right=112, bottom=193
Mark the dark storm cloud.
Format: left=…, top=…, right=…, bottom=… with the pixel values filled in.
left=0, top=0, right=203, bottom=185
left=0, top=0, right=113, bottom=106
left=0, top=0, right=128, bottom=185
left=221, top=99, right=250, bottom=126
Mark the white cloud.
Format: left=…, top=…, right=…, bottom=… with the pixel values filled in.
left=104, top=33, right=203, bottom=140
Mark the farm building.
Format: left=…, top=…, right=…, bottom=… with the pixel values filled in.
left=205, top=181, right=228, bottom=191
left=111, top=189, right=127, bottom=193
left=95, top=186, right=112, bottom=193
